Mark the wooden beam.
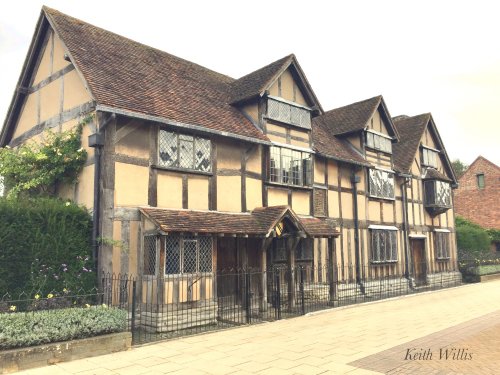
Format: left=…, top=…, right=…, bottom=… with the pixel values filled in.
left=148, top=124, right=158, bottom=207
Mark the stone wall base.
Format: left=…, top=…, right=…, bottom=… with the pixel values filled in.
left=0, top=332, right=131, bottom=374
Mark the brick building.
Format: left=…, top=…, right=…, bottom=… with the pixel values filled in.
left=454, top=156, right=500, bottom=230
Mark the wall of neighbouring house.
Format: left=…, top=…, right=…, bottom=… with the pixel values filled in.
left=8, top=27, right=96, bottom=209
left=454, top=158, right=500, bottom=230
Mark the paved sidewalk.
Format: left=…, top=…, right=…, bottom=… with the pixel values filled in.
left=18, top=280, right=500, bottom=375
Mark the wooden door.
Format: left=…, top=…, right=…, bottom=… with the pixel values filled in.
left=411, top=239, right=427, bottom=286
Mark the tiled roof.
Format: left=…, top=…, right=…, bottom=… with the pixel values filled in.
left=141, top=208, right=264, bottom=235
left=315, top=96, right=382, bottom=136
left=311, top=120, right=369, bottom=166
left=141, top=206, right=339, bottom=237
left=392, top=114, right=430, bottom=173
left=422, top=167, right=452, bottom=182
left=229, top=55, right=294, bottom=104
left=43, top=7, right=268, bottom=142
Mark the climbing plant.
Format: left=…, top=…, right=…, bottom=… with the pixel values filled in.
left=0, top=116, right=91, bottom=199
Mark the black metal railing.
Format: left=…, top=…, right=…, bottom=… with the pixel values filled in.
left=1, top=264, right=462, bottom=346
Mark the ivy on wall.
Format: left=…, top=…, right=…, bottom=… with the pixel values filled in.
left=0, top=116, right=91, bottom=199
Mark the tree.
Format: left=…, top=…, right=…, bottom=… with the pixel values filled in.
left=451, top=159, right=468, bottom=179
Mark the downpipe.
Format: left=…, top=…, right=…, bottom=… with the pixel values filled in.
left=351, top=171, right=365, bottom=295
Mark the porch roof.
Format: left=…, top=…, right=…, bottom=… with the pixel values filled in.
left=140, top=206, right=339, bottom=238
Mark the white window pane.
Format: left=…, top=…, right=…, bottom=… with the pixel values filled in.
left=179, top=135, right=194, bottom=169
left=159, top=130, right=178, bottom=167
left=194, top=138, right=211, bottom=172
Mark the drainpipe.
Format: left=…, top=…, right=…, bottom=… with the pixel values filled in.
left=351, top=170, right=364, bottom=294
left=88, top=113, right=115, bottom=272
left=399, top=174, right=411, bottom=280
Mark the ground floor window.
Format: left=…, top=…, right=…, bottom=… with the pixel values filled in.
left=165, top=235, right=213, bottom=274
left=434, top=231, right=450, bottom=260
left=370, top=228, right=398, bottom=263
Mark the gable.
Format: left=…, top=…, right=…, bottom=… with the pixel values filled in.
left=268, top=68, right=308, bottom=107
left=367, top=108, right=391, bottom=136
left=10, top=24, right=92, bottom=143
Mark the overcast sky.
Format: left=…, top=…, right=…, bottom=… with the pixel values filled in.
left=1, top=0, right=499, bottom=166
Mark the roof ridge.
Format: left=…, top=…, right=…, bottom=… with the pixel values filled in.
left=323, top=95, right=382, bottom=115
left=42, top=6, right=236, bottom=84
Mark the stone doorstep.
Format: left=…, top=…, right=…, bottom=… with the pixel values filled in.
left=0, top=332, right=131, bottom=374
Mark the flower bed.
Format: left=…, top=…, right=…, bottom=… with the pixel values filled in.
left=0, top=305, right=127, bottom=350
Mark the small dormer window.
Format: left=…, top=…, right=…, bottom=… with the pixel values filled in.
left=422, top=146, right=439, bottom=168
left=267, top=97, right=311, bottom=129
left=365, top=130, right=392, bottom=154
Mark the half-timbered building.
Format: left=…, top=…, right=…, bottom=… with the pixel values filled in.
left=1, top=7, right=461, bottom=330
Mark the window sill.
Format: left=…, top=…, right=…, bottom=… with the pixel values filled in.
left=436, top=257, right=451, bottom=261
left=370, top=260, right=398, bottom=265
left=152, top=164, right=213, bottom=176
left=266, top=181, right=313, bottom=191
left=365, top=146, right=392, bottom=155
left=368, top=195, right=395, bottom=202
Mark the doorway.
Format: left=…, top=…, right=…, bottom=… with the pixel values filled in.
left=410, top=238, right=427, bottom=286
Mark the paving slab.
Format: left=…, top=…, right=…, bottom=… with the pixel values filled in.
left=15, top=280, right=500, bottom=374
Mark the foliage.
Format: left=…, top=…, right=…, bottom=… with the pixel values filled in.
left=486, top=228, right=500, bottom=243
left=0, top=305, right=127, bottom=349
left=455, top=216, right=491, bottom=254
left=0, top=198, right=94, bottom=296
left=451, top=159, right=468, bottom=179
left=0, top=118, right=90, bottom=199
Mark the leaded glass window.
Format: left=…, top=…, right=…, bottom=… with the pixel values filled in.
left=159, top=130, right=211, bottom=172
left=424, top=180, right=451, bottom=207
left=435, top=232, right=450, bottom=260
left=371, top=230, right=398, bottom=263
left=164, top=235, right=213, bottom=275
left=369, top=169, right=395, bottom=199
left=269, top=146, right=312, bottom=187
left=267, top=98, right=311, bottom=129
left=422, top=147, right=438, bottom=168
left=366, top=131, right=392, bottom=154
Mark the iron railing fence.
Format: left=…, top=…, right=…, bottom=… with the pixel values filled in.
left=97, top=263, right=462, bottom=344
left=1, top=263, right=462, bottom=345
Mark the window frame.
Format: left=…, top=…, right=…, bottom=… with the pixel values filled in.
left=421, top=146, right=439, bottom=168
left=424, top=180, right=452, bottom=208
left=476, top=173, right=485, bottom=189
left=368, top=168, right=395, bottom=200
left=158, top=129, right=212, bottom=173
left=370, top=227, right=398, bottom=264
left=163, top=234, right=213, bottom=276
left=434, top=231, right=450, bottom=260
left=267, top=96, right=312, bottom=129
left=269, top=145, right=313, bottom=187
left=365, top=130, right=392, bottom=154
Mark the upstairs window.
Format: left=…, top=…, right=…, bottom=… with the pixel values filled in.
left=365, top=131, right=392, bottom=154
left=269, top=146, right=312, bottom=187
left=434, top=231, right=450, bottom=260
left=476, top=173, right=485, bottom=189
left=370, top=228, right=398, bottom=263
left=424, top=180, right=451, bottom=208
left=159, top=130, right=211, bottom=172
left=267, top=97, right=311, bottom=129
left=368, top=169, right=395, bottom=199
left=422, top=147, right=439, bottom=168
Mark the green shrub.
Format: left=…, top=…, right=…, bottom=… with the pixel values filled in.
left=455, top=216, right=491, bottom=254
left=0, top=305, right=127, bottom=349
left=0, top=198, right=94, bottom=296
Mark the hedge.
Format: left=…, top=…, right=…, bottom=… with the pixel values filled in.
left=455, top=216, right=490, bottom=254
left=0, top=306, right=127, bottom=349
left=0, top=198, right=94, bottom=296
